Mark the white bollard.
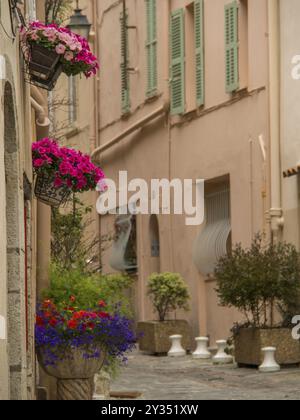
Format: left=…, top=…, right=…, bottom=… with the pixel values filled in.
left=259, top=347, right=280, bottom=373
left=213, top=340, right=233, bottom=365
left=168, top=335, right=186, bottom=357
left=193, top=337, right=211, bottom=360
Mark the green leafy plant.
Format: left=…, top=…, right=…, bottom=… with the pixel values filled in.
left=51, top=195, right=112, bottom=272
left=40, top=265, right=135, bottom=374
left=43, top=264, right=135, bottom=318
left=148, top=273, right=190, bottom=322
left=215, top=235, right=300, bottom=328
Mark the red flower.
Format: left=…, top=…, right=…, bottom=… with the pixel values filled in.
left=43, top=300, right=54, bottom=309
left=87, top=322, right=95, bottom=330
left=49, top=318, right=58, bottom=327
left=67, top=320, right=78, bottom=330
left=98, top=312, right=109, bottom=319
left=98, top=300, right=106, bottom=308
left=70, top=295, right=76, bottom=303
left=72, top=311, right=86, bottom=320
left=36, top=316, right=44, bottom=327
left=44, top=312, right=52, bottom=319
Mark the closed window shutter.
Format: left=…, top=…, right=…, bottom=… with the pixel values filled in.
left=146, top=0, right=157, bottom=97
left=225, top=1, right=239, bottom=93
left=170, top=9, right=185, bottom=115
left=195, top=0, right=204, bottom=106
left=120, top=11, right=130, bottom=114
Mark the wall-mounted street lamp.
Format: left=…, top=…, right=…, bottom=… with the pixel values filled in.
left=67, top=0, right=91, bottom=40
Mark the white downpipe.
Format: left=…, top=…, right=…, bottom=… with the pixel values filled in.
left=30, top=86, right=50, bottom=140
left=268, top=0, right=284, bottom=242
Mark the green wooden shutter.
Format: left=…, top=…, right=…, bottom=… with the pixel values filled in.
left=170, top=9, right=185, bottom=115
left=146, top=0, right=157, bottom=97
left=120, top=11, right=130, bottom=114
left=225, top=1, right=239, bottom=93
left=195, top=0, right=204, bottom=106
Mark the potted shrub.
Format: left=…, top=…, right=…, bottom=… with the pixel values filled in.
left=138, top=273, right=192, bottom=354
left=36, top=267, right=136, bottom=400
left=21, top=21, right=99, bottom=90
left=32, top=138, right=106, bottom=207
left=215, top=236, right=300, bottom=367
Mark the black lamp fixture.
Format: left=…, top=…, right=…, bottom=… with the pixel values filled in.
left=67, top=0, right=91, bottom=40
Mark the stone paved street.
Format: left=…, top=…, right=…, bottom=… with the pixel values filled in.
left=111, top=350, right=300, bottom=400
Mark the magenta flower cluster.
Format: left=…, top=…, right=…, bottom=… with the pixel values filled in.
left=21, top=21, right=99, bottom=78
left=32, top=138, right=105, bottom=193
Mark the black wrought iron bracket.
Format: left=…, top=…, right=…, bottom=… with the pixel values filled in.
left=8, top=0, right=26, bottom=39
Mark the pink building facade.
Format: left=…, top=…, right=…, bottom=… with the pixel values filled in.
left=94, top=0, right=271, bottom=344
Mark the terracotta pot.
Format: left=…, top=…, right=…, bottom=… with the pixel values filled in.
left=27, top=44, right=62, bottom=91
left=34, top=174, right=71, bottom=208
left=37, top=346, right=106, bottom=400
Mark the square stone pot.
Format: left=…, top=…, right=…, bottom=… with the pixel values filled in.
left=234, top=328, right=300, bottom=367
left=137, top=320, right=192, bottom=355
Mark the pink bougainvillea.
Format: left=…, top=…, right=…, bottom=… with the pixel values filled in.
left=32, top=138, right=105, bottom=193
left=21, top=21, right=99, bottom=78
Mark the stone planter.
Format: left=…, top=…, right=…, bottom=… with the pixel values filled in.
left=37, top=347, right=106, bottom=400
left=27, top=44, right=63, bottom=91
left=234, top=328, right=300, bottom=367
left=34, top=174, right=71, bottom=208
left=137, top=320, right=192, bottom=354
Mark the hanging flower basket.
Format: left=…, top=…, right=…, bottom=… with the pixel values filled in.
left=32, top=138, right=106, bottom=208
left=28, top=44, right=63, bottom=91
left=35, top=299, right=136, bottom=400
left=21, top=22, right=99, bottom=91
left=34, top=173, right=71, bottom=208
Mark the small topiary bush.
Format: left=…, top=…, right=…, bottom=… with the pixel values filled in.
left=148, top=272, right=190, bottom=322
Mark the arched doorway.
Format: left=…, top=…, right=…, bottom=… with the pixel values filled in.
left=4, top=81, right=27, bottom=400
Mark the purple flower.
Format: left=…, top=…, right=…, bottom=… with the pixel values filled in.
left=35, top=304, right=136, bottom=367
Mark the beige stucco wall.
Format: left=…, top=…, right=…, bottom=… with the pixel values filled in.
left=280, top=0, right=300, bottom=248
left=96, top=0, right=270, bottom=345
left=0, top=1, right=37, bottom=400
left=0, top=63, right=9, bottom=401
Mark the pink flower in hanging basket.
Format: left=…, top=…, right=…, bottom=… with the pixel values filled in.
left=32, top=138, right=105, bottom=193
left=21, top=21, right=99, bottom=78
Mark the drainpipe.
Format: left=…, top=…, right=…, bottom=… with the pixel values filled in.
left=30, top=86, right=50, bottom=140
left=91, top=102, right=169, bottom=161
left=268, top=0, right=284, bottom=243
left=30, top=86, right=51, bottom=298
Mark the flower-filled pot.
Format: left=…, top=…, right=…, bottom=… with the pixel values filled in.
left=36, top=299, right=136, bottom=400
left=28, top=44, right=63, bottom=90
left=21, top=22, right=99, bottom=91
left=37, top=346, right=105, bottom=401
left=32, top=138, right=106, bottom=208
left=34, top=173, right=71, bottom=207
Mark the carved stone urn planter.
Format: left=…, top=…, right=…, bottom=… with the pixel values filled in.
left=37, top=347, right=105, bottom=400
left=137, top=320, right=192, bottom=355
left=234, top=328, right=300, bottom=367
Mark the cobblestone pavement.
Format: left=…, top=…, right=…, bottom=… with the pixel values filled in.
left=111, top=350, right=300, bottom=400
